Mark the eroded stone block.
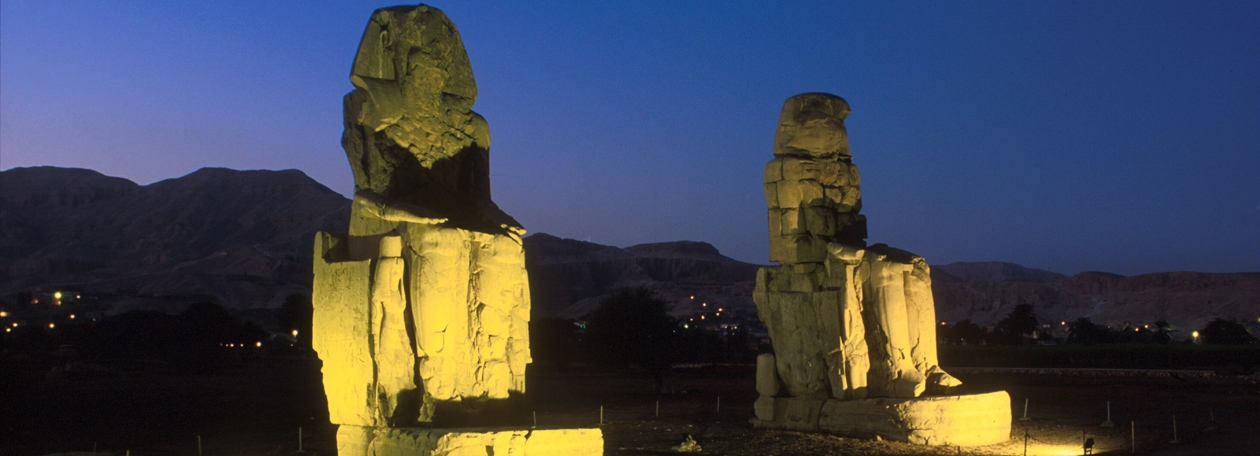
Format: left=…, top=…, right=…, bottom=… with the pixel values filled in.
left=756, top=353, right=780, bottom=397
left=313, top=232, right=376, bottom=427
left=333, top=425, right=603, bottom=456
left=817, top=392, right=1012, bottom=446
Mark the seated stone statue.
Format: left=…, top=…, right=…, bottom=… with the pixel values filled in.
left=314, top=5, right=530, bottom=430
left=755, top=93, right=959, bottom=403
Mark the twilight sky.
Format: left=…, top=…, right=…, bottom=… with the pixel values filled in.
left=3, top=1, right=1257, bottom=275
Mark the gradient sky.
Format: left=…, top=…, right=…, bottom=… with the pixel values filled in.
left=3, top=1, right=1258, bottom=275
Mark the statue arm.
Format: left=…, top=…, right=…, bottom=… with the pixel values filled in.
left=480, top=204, right=526, bottom=236
left=353, top=190, right=448, bottom=225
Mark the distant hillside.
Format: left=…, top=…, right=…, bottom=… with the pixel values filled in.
left=0, top=167, right=762, bottom=320
left=1, top=166, right=350, bottom=310
left=931, top=262, right=1260, bottom=333
left=3, top=166, right=1255, bottom=333
left=934, top=261, right=1066, bottom=283
left=524, top=233, right=762, bottom=319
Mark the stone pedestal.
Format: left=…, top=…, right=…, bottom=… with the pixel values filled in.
left=336, top=425, right=604, bottom=456
left=752, top=392, right=1011, bottom=446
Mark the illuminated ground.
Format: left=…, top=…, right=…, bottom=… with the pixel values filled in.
left=2, top=358, right=1256, bottom=455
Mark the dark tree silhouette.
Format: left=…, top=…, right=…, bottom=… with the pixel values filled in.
left=585, top=287, right=676, bottom=388
left=77, top=310, right=178, bottom=361
left=530, top=318, right=578, bottom=367
left=1066, top=317, right=1104, bottom=345
left=1152, top=320, right=1173, bottom=344
left=943, top=320, right=989, bottom=345
left=1199, top=319, right=1257, bottom=345
left=280, top=293, right=313, bottom=351
left=991, top=303, right=1038, bottom=345
left=174, top=302, right=261, bottom=373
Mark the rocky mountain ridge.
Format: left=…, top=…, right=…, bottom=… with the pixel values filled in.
left=2, top=166, right=1254, bottom=332
left=523, top=233, right=761, bottom=319
left=931, top=262, right=1260, bottom=333
left=1, top=166, right=350, bottom=310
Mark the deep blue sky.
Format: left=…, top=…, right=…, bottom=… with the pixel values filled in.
left=3, top=1, right=1257, bottom=275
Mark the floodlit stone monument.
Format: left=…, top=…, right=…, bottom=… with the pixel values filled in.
left=752, top=93, right=1011, bottom=446
left=311, top=5, right=602, bottom=455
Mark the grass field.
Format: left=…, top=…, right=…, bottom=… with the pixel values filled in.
left=3, top=349, right=1258, bottom=455
left=940, top=344, right=1260, bottom=372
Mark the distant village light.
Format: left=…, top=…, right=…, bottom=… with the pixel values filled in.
left=54, top=291, right=63, bottom=300
left=292, top=329, right=300, bottom=338
left=48, top=323, right=55, bottom=329
left=69, top=314, right=76, bottom=319
left=0, top=311, right=7, bottom=317
left=256, top=341, right=262, bottom=347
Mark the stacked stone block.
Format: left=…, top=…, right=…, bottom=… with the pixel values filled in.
left=752, top=94, right=1009, bottom=446
left=312, top=5, right=601, bottom=454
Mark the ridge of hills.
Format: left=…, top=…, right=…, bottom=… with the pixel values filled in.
left=1, top=166, right=1256, bottom=333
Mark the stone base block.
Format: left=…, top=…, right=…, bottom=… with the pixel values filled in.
left=337, top=425, right=603, bottom=456
left=753, top=391, right=1011, bottom=446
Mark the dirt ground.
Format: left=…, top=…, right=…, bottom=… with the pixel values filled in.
left=2, top=358, right=1257, bottom=455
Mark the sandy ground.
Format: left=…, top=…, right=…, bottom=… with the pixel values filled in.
left=2, top=358, right=1257, bottom=455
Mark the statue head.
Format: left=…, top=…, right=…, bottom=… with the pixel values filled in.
left=773, top=93, right=851, bottom=158
left=350, top=5, right=477, bottom=112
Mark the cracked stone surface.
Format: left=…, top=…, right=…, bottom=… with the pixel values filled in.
left=311, top=5, right=602, bottom=454
left=753, top=93, right=1006, bottom=446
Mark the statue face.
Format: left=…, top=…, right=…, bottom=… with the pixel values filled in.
left=351, top=6, right=477, bottom=112
left=774, top=93, right=851, bottom=158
